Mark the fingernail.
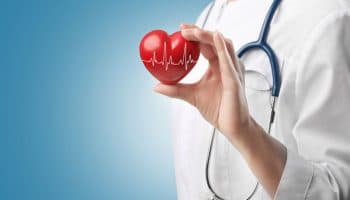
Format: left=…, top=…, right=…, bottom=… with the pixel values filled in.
left=181, top=29, right=189, bottom=36
left=181, top=23, right=194, bottom=30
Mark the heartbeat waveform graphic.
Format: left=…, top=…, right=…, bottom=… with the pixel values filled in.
left=142, top=42, right=198, bottom=71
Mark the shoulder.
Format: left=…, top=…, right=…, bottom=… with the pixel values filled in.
left=281, top=0, right=349, bottom=26
left=276, top=1, right=350, bottom=104
left=273, top=0, right=350, bottom=57
left=292, top=0, right=350, bottom=32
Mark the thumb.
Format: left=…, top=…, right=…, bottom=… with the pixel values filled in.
left=153, top=83, right=196, bottom=105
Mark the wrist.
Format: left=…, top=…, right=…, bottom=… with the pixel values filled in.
left=228, top=116, right=256, bottom=140
left=228, top=117, right=264, bottom=158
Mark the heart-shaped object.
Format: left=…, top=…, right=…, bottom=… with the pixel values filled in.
left=139, top=30, right=200, bottom=84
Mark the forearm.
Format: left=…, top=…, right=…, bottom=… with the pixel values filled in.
left=229, top=118, right=287, bottom=198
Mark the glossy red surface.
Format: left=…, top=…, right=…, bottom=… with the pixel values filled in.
left=139, top=30, right=200, bottom=84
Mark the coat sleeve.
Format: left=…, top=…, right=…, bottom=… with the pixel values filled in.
left=274, top=10, right=350, bottom=200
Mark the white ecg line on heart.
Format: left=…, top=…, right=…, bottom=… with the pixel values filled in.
left=142, top=42, right=197, bottom=71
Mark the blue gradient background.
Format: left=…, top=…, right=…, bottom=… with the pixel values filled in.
left=3, top=1, right=208, bottom=199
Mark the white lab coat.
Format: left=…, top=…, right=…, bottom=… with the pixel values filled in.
left=171, top=0, right=350, bottom=199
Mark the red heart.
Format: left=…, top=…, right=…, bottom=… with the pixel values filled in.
left=139, top=30, right=200, bottom=84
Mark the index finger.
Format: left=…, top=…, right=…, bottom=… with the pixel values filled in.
left=182, top=27, right=241, bottom=77
left=181, top=27, right=215, bottom=45
left=213, top=32, right=240, bottom=88
left=182, top=27, right=236, bottom=60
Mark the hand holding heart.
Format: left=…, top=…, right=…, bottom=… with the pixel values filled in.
left=153, top=24, right=255, bottom=143
left=143, top=25, right=288, bottom=198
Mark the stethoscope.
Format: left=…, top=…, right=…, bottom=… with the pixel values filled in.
left=201, top=0, right=282, bottom=199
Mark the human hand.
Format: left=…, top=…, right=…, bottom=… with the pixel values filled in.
left=154, top=24, right=287, bottom=197
left=153, top=24, right=254, bottom=143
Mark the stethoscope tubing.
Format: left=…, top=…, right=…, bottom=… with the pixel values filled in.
left=237, top=0, right=282, bottom=97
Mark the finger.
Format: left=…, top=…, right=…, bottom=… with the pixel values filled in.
left=179, top=26, right=217, bottom=63
left=153, top=83, right=197, bottom=105
left=182, top=28, right=236, bottom=62
left=180, top=23, right=197, bottom=30
left=182, top=28, right=234, bottom=53
left=181, top=28, right=213, bottom=44
left=223, top=40, right=243, bottom=83
left=181, top=28, right=242, bottom=80
left=225, top=39, right=244, bottom=83
left=199, top=43, right=217, bottom=63
left=213, top=32, right=240, bottom=87
left=237, top=58, right=245, bottom=84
